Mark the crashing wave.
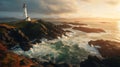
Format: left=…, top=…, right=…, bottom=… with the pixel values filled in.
left=13, top=40, right=95, bottom=64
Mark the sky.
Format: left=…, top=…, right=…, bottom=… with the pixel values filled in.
left=0, top=0, right=120, bottom=18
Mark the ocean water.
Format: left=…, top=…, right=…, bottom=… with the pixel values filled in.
left=13, top=19, right=120, bottom=64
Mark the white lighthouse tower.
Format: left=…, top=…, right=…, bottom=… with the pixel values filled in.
left=23, top=2, right=31, bottom=21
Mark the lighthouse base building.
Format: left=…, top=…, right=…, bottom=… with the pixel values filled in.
left=26, top=17, right=31, bottom=21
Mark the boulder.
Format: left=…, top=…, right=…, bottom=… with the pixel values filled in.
left=0, top=42, right=38, bottom=67
left=88, top=40, right=120, bottom=58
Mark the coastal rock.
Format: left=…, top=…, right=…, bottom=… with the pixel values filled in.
left=16, top=19, right=66, bottom=40
left=69, top=23, right=87, bottom=26
left=73, top=26, right=105, bottom=33
left=88, top=40, right=120, bottom=58
left=56, top=24, right=72, bottom=28
left=0, top=19, right=66, bottom=51
left=80, top=55, right=120, bottom=67
left=0, top=42, right=38, bottom=67
left=1, top=41, right=120, bottom=67
left=31, top=59, right=73, bottom=67
left=0, top=24, right=32, bottom=51
left=80, top=55, right=104, bottom=67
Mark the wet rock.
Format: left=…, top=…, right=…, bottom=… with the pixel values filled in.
left=0, top=42, right=7, bottom=51
left=80, top=55, right=120, bottom=67
left=17, top=19, right=66, bottom=40
left=0, top=42, right=38, bottom=67
left=31, top=58, right=73, bottom=67
left=80, top=55, right=105, bottom=67
left=73, top=26, right=105, bottom=33
left=56, top=24, right=72, bottom=28
left=0, top=20, right=74, bottom=66
left=88, top=40, right=120, bottom=58
left=102, top=56, right=120, bottom=67
left=0, top=24, right=32, bottom=51
left=0, top=19, right=66, bottom=51
left=42, top=62, right=55, bottom=67
left=55, top=63, right=73, bottom=67
left=41, top=62, right=73, bottom=67
left=69, top=23, right=87, bottom=26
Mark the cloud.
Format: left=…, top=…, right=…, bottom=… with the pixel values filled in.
left=106, top=0, right=120, bottom=6
left=80, top=0, right=120, bottom=5
left=81, top=0, right=92, bottom=2
left=0, top=0, right=79, bottom=14
left=35, top=0, right=79, bottom=14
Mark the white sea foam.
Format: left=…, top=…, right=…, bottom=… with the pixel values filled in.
left=13, top=28, right=102, bottom=64
left=14, top=21, right=119, bottom=64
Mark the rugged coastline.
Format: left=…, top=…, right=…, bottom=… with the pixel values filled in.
left=0, top=20, right=120, bottom=67
left=0, top=19, right=67, bottom=51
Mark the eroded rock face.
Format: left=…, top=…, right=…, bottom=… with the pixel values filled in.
left=88, top=40, right=120, bottom=58
left=0, top=24, right=32, bottom=51
left=0, top=42, right=38, bottom=67
left=18, top=20, right=66, bottom=40
left=0, top=20, right=67, bottom=51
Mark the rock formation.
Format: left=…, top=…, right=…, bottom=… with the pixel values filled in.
left=73, top=26, right=105, bottom=33
left=0, top=19, right=67, bottom=51
left=88, top=40, right=120, bottom=58
left=0, top=42, right=38, bottom=67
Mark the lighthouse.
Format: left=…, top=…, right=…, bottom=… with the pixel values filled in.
left=23, top=2, right=31, bottom=21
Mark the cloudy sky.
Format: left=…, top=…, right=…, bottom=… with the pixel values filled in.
left=0, top=0, right=120, bottom=18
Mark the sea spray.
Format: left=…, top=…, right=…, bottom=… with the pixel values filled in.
left=12, top=23, right=104, bottom=64
left=13, top=40, right=92, bottom=64
left=12, top=31, right=102, bottom=65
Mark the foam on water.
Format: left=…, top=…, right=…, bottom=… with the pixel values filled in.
left=14, top=21, right=117, bottom=64
left=13, top=29, right=102, bottom=64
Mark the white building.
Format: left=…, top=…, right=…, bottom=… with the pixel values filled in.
left=23, top=3, right=31, bottom=21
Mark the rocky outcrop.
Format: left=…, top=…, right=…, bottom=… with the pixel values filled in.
left=69, top=23, right=87, bottom=26
left=0, top=41, right=75, bottom=67
left=0, top=24, right=32, bottom=51
left=80, top=55, right=104, bottom=67
left=56, top=24, right=72, bottom=28
left=15, top=20, right=66, bottom=40
left=73, top=26, right=105, bottom=33
left=80, top=55, right=120, bottom=67
left=0, top=41, right=74, bottom=67
left=0, top=19, right=66, bottom=51
left=0, top=42, right=38, bottom=67
left=31, top=58, right=73, bottom=67
left=88, top=40, right=120, bottom=58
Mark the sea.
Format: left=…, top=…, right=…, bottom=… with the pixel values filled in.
left=11, top=18, right=120, bottom=65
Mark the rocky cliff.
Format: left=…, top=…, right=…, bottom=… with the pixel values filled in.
left=0, top=24, right=32, bottom=51
left=0, top=42, right=38, bottom=67
left=0, top=19, right=66, bottom=51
